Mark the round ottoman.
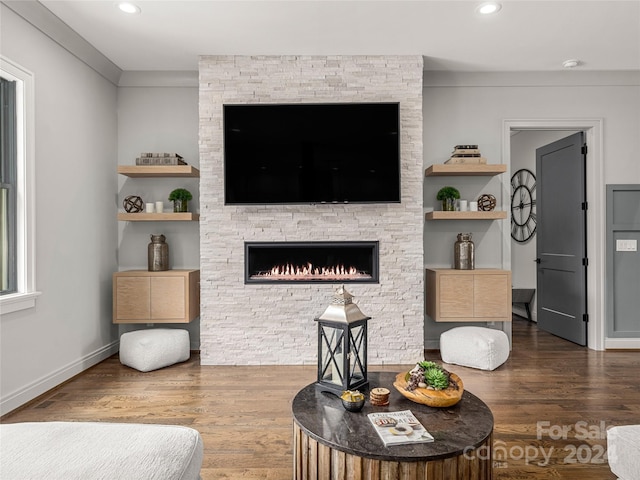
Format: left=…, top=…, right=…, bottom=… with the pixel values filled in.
left=440, top=326, right=509, bottom=371
left=120, top=328, right=190, bottom=372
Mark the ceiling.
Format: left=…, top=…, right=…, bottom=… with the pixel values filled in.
left=38, top=0, right=640, bottom=72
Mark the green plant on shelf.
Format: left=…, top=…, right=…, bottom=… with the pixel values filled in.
left=168, top=188, right=193, bottom=213
left=436, top=186, right=460, bottom=211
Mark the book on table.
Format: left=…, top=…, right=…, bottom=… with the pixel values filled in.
left=367, top=410, right=434, bottom=446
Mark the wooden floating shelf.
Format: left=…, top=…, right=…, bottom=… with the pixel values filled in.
left=425, top=164, right=507, bottom=177
left=425, top=211, right=507, bottom=220
left=117, top=165, right=200, bottom=178
left=118, top=212, right=199, bottom=222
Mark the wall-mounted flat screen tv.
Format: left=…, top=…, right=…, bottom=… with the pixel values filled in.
left=223, top=102, right=400, bottom=205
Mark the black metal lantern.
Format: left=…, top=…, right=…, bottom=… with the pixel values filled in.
left=315, top=286, right=370, bottom=394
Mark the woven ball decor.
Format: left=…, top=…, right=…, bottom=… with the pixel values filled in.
left=123, top=195, right=144, bottom=213
left=477, top=194, right=496, bottom=211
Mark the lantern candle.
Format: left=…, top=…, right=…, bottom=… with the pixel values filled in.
left=315, top=285, right=370, bottom=395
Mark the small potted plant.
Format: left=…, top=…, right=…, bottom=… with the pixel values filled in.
left=436, top=186, right=460, bottom=211
left=168, top=188, right=193, bottom=213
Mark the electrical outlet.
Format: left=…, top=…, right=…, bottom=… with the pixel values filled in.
left=616, top=239, right=638, bottom=252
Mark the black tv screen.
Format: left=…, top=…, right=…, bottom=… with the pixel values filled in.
left=223, top=102, right=400, bottom=205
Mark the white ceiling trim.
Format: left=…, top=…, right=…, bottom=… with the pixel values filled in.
left=2, top=0, right=122, bottom=85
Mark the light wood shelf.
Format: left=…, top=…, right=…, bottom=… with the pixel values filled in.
left=425, top=164, right=507, bottom=177
left=425, top=211, right=507, bottom=221
left=118, top=212, right=199, bottom=222
left=118, top=165, right=200, bottom=178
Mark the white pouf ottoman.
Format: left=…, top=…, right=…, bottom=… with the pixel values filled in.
left=120, top=328, right=190, bottom=372
left=440, top=326, right=509, bottom=371
left=607, top=425, right=640, bottom=480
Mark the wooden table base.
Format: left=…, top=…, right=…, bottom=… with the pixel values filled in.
left=294, top=424, right=493, bottom=480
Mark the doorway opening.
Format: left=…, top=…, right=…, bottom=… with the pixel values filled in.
left=503, top=120, right=605, bottom=350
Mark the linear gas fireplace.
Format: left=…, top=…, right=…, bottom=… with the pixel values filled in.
left=245, top=241, right=379, bottom=284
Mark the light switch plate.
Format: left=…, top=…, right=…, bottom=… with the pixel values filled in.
left=616, top=239, right=638, bottom=252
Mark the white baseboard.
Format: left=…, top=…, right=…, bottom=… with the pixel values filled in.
left=605, top=338, right=640, bottom=349
left=0, top=340, right=120, bottom=416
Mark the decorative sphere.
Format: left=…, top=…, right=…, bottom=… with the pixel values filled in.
left=123, top=195, right=144, bottom=213
left=477, top=194, right=497, bottom=211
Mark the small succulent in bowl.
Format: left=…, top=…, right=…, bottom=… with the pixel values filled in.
left=340, top=390, right=365, bottom=412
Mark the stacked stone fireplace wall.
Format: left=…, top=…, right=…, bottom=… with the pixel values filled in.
left=199, top=55, right=424, bottom=365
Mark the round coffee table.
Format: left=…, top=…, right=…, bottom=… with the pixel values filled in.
left=292, top=371, right=493, bottom=479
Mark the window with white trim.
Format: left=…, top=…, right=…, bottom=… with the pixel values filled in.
left=0, top=57, right=39, bottom=314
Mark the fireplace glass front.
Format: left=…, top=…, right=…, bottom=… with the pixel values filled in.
left=245, top=241, right=379, bottom=284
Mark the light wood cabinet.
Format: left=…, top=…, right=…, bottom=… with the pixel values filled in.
left=113, top=270, right=200, bottom=324
left=426, top=268, right=511, bottom=322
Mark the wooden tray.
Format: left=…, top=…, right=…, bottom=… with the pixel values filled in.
left=393, top=371, right=464, bottom=408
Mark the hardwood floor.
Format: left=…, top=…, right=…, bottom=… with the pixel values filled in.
left=3, top=317, right=638, bottom=479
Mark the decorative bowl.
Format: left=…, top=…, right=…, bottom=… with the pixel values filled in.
left=393, top=371, right=464, bottom=408
left=341, top=397, right=365, bottom=412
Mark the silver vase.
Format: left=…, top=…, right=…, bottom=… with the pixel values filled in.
left=148, top=234, right=169, bottom=271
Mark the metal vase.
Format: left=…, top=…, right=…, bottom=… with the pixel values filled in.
left=148, top=234, right=169, bottom=271
left=454, top=233, right=474, bottom=270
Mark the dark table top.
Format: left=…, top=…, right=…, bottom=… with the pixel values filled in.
left=292, top=371, right=494, bottom=462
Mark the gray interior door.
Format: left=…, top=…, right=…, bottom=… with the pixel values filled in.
left=536, top=132, right=587, bottom=346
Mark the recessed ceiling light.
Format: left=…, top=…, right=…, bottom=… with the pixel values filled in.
left=117, top=2, right=141, bottom=14
left=562, top=59, right=580, bottom=68
left=477, top=2, right=502, bottom=15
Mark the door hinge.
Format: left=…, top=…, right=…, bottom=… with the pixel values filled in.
left=582, top=202, right=588, bottom=210
left=583, top=313, right=589, bottom=323
left=582, top=258, right=589, bottom=266
left=582, top=144, right=588, bottom=155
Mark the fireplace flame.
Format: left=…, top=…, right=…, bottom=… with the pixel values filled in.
left=252, top=262, right=371, bottom=281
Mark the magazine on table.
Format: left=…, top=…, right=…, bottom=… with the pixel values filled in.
left=367, top=410, right=434, bottom=446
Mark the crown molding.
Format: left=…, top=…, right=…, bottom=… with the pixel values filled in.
left=118, top=70, right=198, bottom=87
left=2, top=1, right=122, bottom=85
left=423, top=70, right=640, bottom=88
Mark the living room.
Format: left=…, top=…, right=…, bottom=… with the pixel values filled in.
left=1, top=1, right=639, bottom=479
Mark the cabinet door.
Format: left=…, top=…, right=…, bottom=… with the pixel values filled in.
left=115, top=276, right=150, bottom=321
left=151, top=276, right=186, bottom=320
left=439, top=274, right=474, bottom=318
left=474, top=274, right=509, bottom=318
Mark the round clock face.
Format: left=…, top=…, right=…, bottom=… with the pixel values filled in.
left=511, top=168, right=537, bottom=243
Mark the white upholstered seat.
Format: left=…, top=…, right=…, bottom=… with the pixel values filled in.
left=0, top=421, right=203, bottom=480
left=440, top=326, right=510, bottom=371
left=120, top=328, right=190, bottom=372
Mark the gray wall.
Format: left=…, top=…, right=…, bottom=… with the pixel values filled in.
left=422, top=71, right=640, bottom=349
left=0, top=5, right=119, bottom=415
left=116, top=82, right=200, bottom=347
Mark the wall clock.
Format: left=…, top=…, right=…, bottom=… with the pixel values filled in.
left=510, top=168, right=537, bottom=242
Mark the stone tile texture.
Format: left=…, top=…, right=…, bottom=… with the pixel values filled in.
left=199, top=55, right=424, bottom=365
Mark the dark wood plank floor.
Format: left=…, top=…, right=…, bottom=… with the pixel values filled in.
left=3, top=317, right=638, bottom=479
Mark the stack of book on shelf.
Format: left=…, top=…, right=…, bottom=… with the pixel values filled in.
left=444, top=145, right=487, bottom=165
left=136, top=153, right=186, bottom=165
